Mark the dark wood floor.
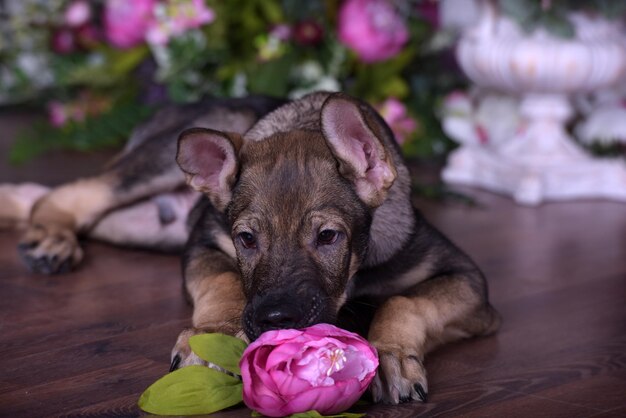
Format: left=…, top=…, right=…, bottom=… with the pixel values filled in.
left=1, top=111, right=625, bottom=418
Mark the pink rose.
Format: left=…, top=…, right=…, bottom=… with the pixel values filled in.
left=377, top=98, right=418, bottom=144
left=240, top=324, right=378, bottom=417
left=338, top=0, right=409, bottom=63
left=104, top=0, right=156, bottom=49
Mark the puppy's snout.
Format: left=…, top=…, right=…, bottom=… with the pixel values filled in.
left=244, top=285, right=328, bottom=341
left=255, top=304, right=301, bottom=331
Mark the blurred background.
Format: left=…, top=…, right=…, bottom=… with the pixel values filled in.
left=1, top=0, right=626, bottom=204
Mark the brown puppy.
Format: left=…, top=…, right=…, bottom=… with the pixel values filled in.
left=13, top=92, right=500, bottom=404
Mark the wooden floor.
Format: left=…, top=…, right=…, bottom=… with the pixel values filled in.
left=1, top=111, right=625, bottom=417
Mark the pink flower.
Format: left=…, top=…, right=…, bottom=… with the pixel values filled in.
left=104, top=0, right=156, bottom=49
left=50, top=27, right=76, bottom=54
left=338, top=0, right=409, bottom=63
left=293, top=20, right=323, bottom=46
left=270, top=24, right=292, bottom=41
left=240, top=324, right=378, bottom=417
left=48, top=101, right=70, bottom=127
left=64, top=1, right=91, bottom=28
left=377, top=98, right=418, bottom=144
left=146, top=0, right=215, bottom=46
left=47, top=93, right=111, bottom=128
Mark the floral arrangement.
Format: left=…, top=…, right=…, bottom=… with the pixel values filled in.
left=138, top=324, right=378, bottom=417
left=1, top=0, right=463, bottom=162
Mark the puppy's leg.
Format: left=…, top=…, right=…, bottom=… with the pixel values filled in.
left=18, top=129, right=186, bottom=274
left=171, top=226, right=246, bottom=370
left=0, top=183, right=50, bottom=228
left=369, top=272, right=500, bottom=404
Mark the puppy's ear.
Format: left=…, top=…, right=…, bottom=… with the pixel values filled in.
left=321, top=94, right=397, bottom=207
left=176, top=128, right=242, bottom=211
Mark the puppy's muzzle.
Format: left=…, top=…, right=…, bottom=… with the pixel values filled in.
left=243, top=286, right=327, bottom=341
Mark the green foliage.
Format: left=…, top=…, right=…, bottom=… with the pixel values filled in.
left=138, top=366, right=243, bottom=415
left=10, top=101, right=153, bottom=164
left=189, top=333, right=248, bottom=375
left=51, top=47, right=149, bottom=88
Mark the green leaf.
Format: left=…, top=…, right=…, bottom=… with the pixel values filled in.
left=138, top=365, right=243, bottom=415
left=189, top=333, right=248, bottom=375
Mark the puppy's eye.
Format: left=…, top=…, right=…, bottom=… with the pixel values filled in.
left=317, top=229, right=338, bottom=246
left=238, top=232, right=257, bottom=249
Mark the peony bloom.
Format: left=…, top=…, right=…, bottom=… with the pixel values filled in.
left=146, top=0, right=215, bottom=46
left=338, top=0, right=409, bottom=63
left=104, top=0, right=156, bottom=49
left=377, top=98, right=418, bottom=144
left=240, top=324, right=378, bottom=417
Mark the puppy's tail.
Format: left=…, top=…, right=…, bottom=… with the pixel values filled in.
left=0, top=183, right=49, bottom=229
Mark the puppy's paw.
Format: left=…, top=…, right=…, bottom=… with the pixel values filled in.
left=18, top=224, right=83, bottom=275
left=170, top=328, right=208, bottom=371
left=370, top=346, right=429, bottom=405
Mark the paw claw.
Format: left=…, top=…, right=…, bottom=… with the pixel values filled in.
left=414, top=383, right=428, bottom=403
left=169, top=354, right=181, bottom=372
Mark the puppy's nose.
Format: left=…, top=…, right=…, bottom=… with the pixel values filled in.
left=255, top=305, right=300, bottom=332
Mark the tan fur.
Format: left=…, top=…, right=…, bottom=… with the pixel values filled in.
left=214, top=232, right=237, bottom=259
left=0, top=183, right=50, bottom=226
left=188, top=271, right=245, bottom=332
left=172, top=250, right=248, bottom=368
left=31, top=177, right=115, bottom=229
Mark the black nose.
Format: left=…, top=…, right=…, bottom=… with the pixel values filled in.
left=255, top=305, right=301, bottom=332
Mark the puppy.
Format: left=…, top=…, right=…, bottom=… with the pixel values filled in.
left=12, top=92, right=500, bottom=404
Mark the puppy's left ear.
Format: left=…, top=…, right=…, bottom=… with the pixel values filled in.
left=321, top=94, right=397, bottom=207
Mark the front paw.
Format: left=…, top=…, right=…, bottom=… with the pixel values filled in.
left=170, top=328, right=209, bottom=371
left=369, top=344, right=429, bottom=405
left=18, top=224, right=83, bottom=275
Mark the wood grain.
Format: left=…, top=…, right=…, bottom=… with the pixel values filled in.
left=1, top=111, right=625, bottom=417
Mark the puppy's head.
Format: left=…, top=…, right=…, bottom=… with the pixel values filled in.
left=176, top=93, right=397, bottom=340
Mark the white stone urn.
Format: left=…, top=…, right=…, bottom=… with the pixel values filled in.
left=442, top=0, right=626, bottom=205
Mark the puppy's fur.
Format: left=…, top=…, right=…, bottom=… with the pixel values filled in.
left=8, top=92, right=500, bottom=404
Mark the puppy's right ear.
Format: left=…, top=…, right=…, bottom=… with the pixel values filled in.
left=176, top=128, right=242, bottom=211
